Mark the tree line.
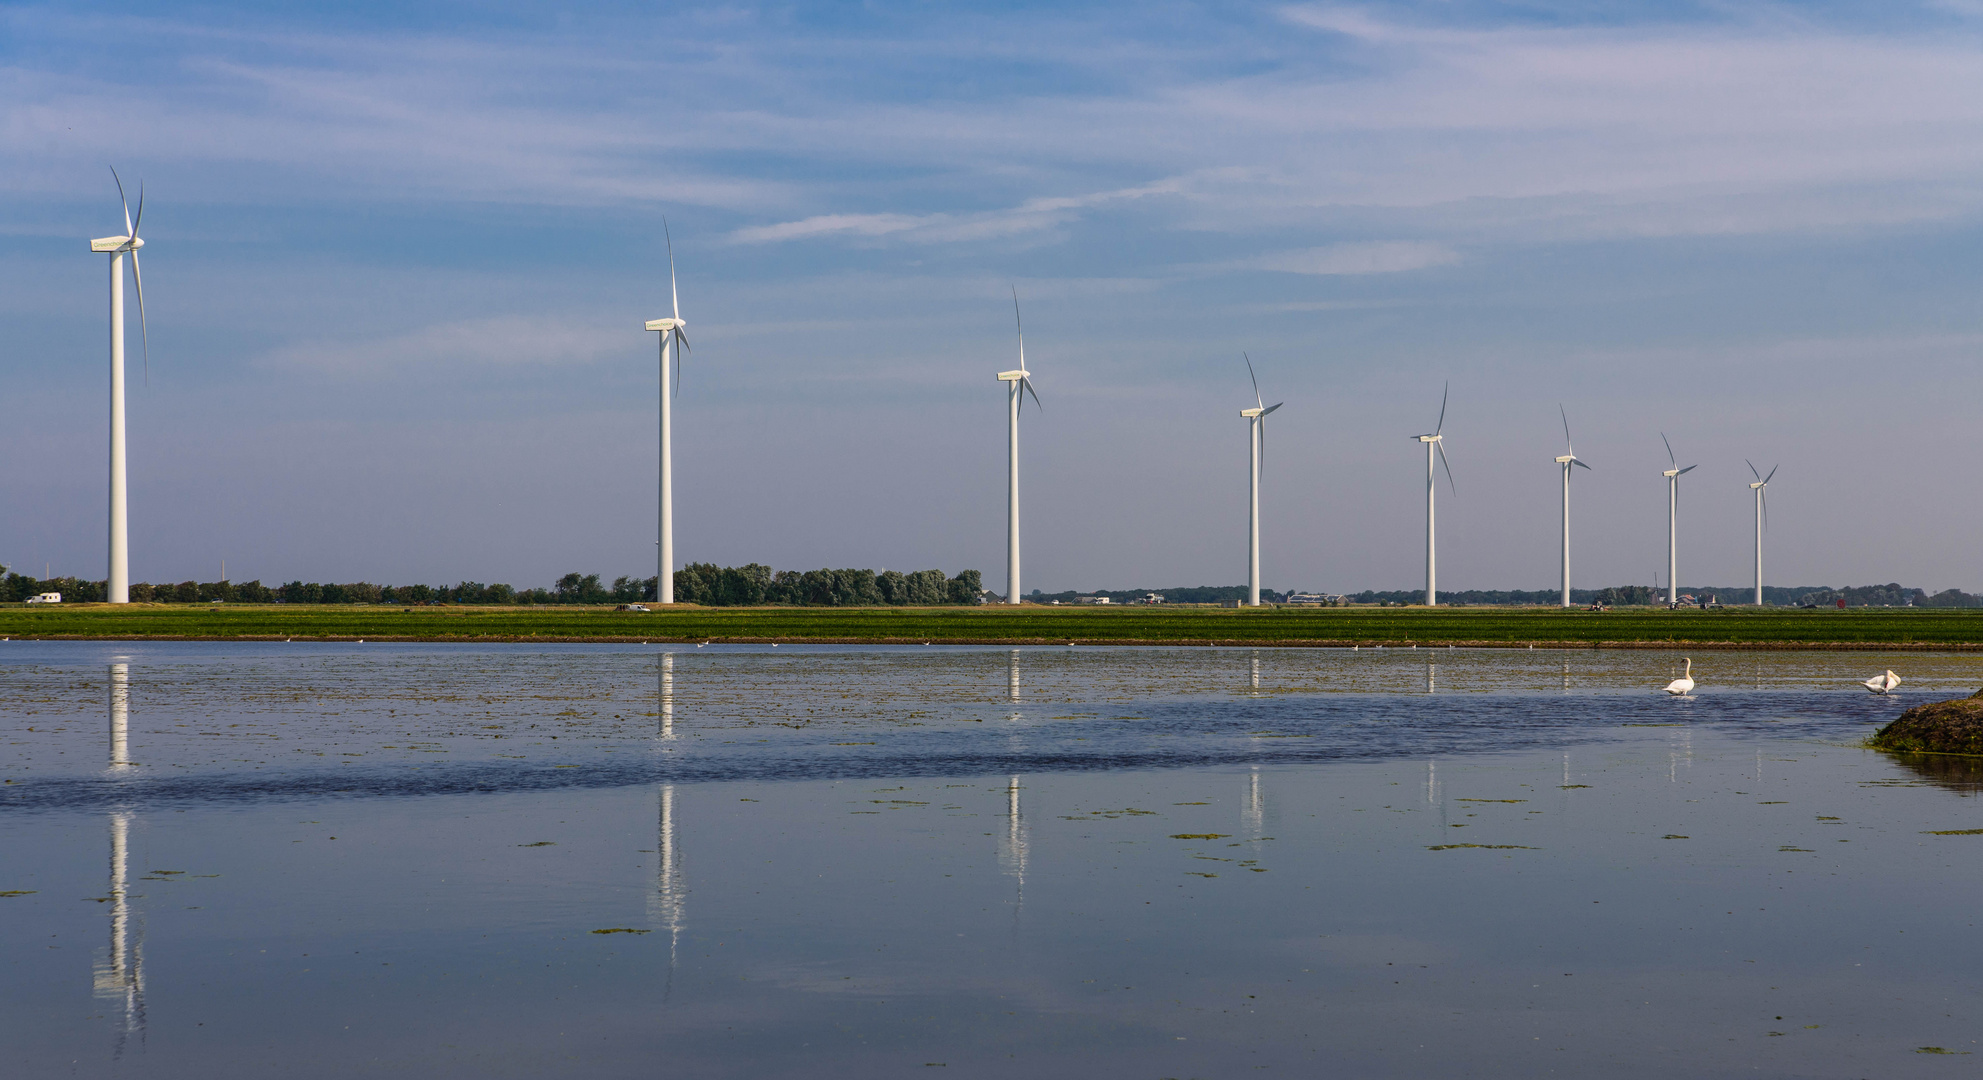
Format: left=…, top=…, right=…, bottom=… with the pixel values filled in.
left=0, top=565, right=985, bottom=606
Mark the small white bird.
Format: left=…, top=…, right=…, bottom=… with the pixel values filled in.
left=1663, top=657, right=1695, bottom=696
left=1863, top=670, right=1901, bottom=694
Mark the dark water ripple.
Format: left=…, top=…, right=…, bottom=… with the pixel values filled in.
left=1, top=690, right=1889, bottom=812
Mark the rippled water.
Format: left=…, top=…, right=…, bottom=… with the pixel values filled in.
left=4, top=643, right=1981, bottom=1076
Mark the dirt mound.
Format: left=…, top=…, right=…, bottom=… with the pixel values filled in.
left=1870, top=689, right=1983, bottom=755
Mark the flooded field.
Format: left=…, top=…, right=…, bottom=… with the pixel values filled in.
left=4, top=643, right=1981, bottom=1077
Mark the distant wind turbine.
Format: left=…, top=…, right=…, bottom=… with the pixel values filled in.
left=1747, top=460, right=1777, bottom=606
left=1241, top=354, right=1283, bottom=607
left=997, top=288, right=1041, bottom=605
left=89, top=169, right=150, bottom=605
left=1413, top=383, right=1456, bottom=606
left=1555, top=406, right=1592, bottom=608
left=643, top=221, right=691, bottom=604
left=1660, top=433, right=1697, bottom=606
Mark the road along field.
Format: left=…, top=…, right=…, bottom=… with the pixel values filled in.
left=1, top=603, right=1980, bottom=648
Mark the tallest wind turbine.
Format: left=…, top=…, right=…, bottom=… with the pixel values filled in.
left=89, top=169, right=149, bottom=605
left=644, top=222, right=691, bottom=604
left=1412, top=384, right=1456, bottom=606
left=1555, top=407, right=1592, bottom=608
left=997, top=289, right=1041, bottom=605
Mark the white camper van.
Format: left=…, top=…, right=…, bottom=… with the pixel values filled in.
left=26, top=592, right=61, bottom=605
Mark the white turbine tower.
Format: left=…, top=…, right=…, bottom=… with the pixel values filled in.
left=643, top=222, right=691, bottom=605
left=997, top=288, right=1040, bottom=605
left=1660, top=433, right=1697, bottom=606
left=1747, top=460, right=1777, bottom=606
left=1555, top=406, right=1592, bottom=608
left=1412, top=384, right=1456, bottom=606
left=89, top=169, right=150, bottom=605
left=1241, top=355, right=1282, bottom=607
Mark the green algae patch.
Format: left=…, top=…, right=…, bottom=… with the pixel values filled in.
left=518, top=841, right=556, bottom=847
left=1456, top=798, right=1527, bottom=803
left=1915, top=1047, right=1970, bottom=1054
left=1924, top=828, right=1983, bottom=835
left=590, top=928, right=650, bottom=935
left=0, top=890, right=35, bottom=897
left=1661, top=835, right=1690, bottom=840
left=1426, top=844, right=1537, bottom=851
left=1171, top=833, right=1231, bottom=840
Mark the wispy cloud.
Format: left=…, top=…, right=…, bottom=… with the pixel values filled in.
left=1236, top=241, right=1460, bottom=275
left=256, top=316, right=624, bottom=375
left=728, top=182, right=1185, bottom=245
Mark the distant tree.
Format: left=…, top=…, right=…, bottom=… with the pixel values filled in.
left=877, top=570, right=908, bottom=605
left=907, top=570, right=949, bottom=605
left=947, top=569, right=983, bottom=605
left=487, top=583, right=516, bottom=605
left=129, top=582, right=157, bottom=602
left=715, top=564, right=772, bottom=606
left=611, top=576, right=645, bottom=603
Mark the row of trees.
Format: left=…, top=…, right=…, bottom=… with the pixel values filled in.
left=1, top=566, right=985, bottom=606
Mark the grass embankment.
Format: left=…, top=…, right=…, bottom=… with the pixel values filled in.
left=2, top=603, right=1981, bottom=647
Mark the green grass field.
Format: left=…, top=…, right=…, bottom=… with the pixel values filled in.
left=2, top=603, right=1980, bottom=647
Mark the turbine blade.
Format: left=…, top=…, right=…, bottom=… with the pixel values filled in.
left=111, top=166, right=132, bottom=236
left=1436, top=381, right=1448, bottom=435
left=1678, top=464, right=1697, bottom=475
left=1572, top=457, right=1591, bottom=470
left=130, top=183, right=144, bottom=237
left=1245, top=352, right=1262, bottom=410
left=1261, top=401, right=1282, bottom=416
left=130, top=248, right=150, bottom=386
left=1022, top=375, right=1042, bottom=413
left=671, top=332, right=681, bottom=399
left=1761, top=489, right=1769, bottom=530
left=664, top=217, right=680, bottom=321
left=673, top=326, right=689, bottom=353
left=1436, top=439, right=1456, bottom=495
left=1662, top=432, right=1675, bottom=467
left=1747, top=458, right=1760, bottom=480
left=1560, top=403, right=1573, bottom=455
left=1764, top=464, right=1777, bottom=484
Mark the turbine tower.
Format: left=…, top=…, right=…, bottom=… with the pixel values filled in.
left=1660, top=433, right=1697, bottom=606
left=1241, top=355, right=1282, bottom=607
left=89, top=169, right=149, bottom=605
left=643, top=222, right=691, bottom=604
left=1412, top=383, right=1456, bottom=606
left=1554, top=406, right=1592, bottom=608
left=1747, top=460, right=1777, bottom=606
left=997, top=288, right=1040, bottom=605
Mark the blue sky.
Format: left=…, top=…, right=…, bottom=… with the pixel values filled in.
left=4, top=1, right=1982, bottom=593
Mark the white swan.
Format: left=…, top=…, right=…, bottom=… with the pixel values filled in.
left=1663, top=658, right=1695, bottom=696
left=1863, top=670, right=1901, bottom=694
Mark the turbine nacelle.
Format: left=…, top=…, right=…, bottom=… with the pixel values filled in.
left=644, top=317, right=686, bottom=332
left=1242, top=402, right=1282, bottom=419
left=90, top=236, right=143, bottom=253
left=997, top=369, right=1030, bottom=382
left=1663, top=465, right=1696, bottom=478
left=1415, top=433, right=1442, bottom=443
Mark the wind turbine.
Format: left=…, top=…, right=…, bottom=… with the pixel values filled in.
left=1241, top=354, right=1283, bottom=607
left=1412, top=383, right=1456, bottom=606
left=1660, top=433, right=1697, bottom=606
left=89, top=169, right=150, bottom=605
left=1555, top=406, right=1592, bottom=608
left=997, top=288, right=1040, bottom=605
left=643, top=221, right=691, bottom=604
left=1747, top=460, right=1777, bottom=606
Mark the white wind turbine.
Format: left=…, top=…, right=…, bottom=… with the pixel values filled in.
left=643, top=222, right=691, bottom=605
left=1555, top=406, right=1592, bottom=608
left=1412, top=383, right=1456, bottom=606
left=997, top=288, right=1041, bottom=605
left=89, top=169, right=150, bottom=605
left=1747, top=460, right=1777, bottom=606
left=1241, top=355, right=1283, bottom=607
left=1660, top=433, right=1697, bottom=606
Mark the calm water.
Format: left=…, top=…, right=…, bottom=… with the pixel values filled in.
left=4, top=643, right=1981, bottom=1077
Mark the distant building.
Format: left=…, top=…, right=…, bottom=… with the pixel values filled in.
left=1138, top=593, right=1166, bottom=605
left=1075, top=595, right=1112, bottom=604
left=1284, top=592, right=1342, bottom=607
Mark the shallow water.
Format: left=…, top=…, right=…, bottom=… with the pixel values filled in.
left=4, top=643, right=1981, bottom=1076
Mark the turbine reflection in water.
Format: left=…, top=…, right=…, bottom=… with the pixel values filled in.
left=658, top=653, right=675, bottom=740
left=92, top=810, right=147, bottom=1055
left=1243, top=768, right=1264, bottom=835
left=108, top=661, right=132, bottom=769
left=998, top=776, right=1027, bottom=918
left=651, top=784, right=685, bottom=977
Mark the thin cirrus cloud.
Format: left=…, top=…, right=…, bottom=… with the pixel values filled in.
left=728, top=181, right=1186, bottom=246
left=1235, top=241, right=1460, bottom=276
